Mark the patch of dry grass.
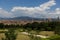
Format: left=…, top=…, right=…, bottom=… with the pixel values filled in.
left=16, top=32, right=30, bottom=40
left=39, top=31, right=55, bottom=36
left=0, top=33, right=5, bottom=40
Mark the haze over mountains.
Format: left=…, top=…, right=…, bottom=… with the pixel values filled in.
left=0, top=16, right=59, bottom=21
left=0, top=16, right=41, bottom=20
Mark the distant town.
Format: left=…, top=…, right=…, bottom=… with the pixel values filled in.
left=0, top=16, right=60, bottom=25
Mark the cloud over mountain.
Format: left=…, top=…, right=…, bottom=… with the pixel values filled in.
left=0, top=0, right=60, bottom=18
left=0, top=8, right=14, bottom=18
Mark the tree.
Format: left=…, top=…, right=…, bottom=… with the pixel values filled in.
left=31, top=22, right=39, bottom=30
left=55, top=26, right=60, bottom=35
left=2, top=29, right=17, bottom=40
left=0, top=23, right=4, bottom=29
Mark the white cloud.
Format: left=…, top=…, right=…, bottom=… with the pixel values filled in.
left=0, top=8, right=14, bottom=18
left=55, top=8, right=60, bottom=14
left=0, top=0, right=58, bottom=18
left=11, top=0, right=56, bottom=18
left=39, top=0, right=56, bottom=11
left=11, top=0, right=56, bottom=12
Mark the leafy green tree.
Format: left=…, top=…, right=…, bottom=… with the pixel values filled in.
left=2, top=29, right=17, bottom=40
left=0, top=23, right=4, bottom=29
left=31, top=22, right=40, bottom=30
left=55, top=26, right=60, bottom=35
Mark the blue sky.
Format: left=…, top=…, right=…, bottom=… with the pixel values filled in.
left=0, top=0, right=60, bottom=18
left=0, top=0, right=59, bottom=11
left=0, top=0, right=49, bottom=10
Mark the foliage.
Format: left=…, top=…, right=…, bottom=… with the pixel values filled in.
left=0, top=21, right=60, bottom=35
left=49, top=35, right=60, bottom=40
left=2, top=29, right=17, bottom=40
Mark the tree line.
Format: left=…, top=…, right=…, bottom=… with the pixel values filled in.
left=0, top=21, right=60, bottom=35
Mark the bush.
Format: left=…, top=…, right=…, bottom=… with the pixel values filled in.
left=49, top=35, right=60, bottom=40
left=2, top=29, right=17, bottom=40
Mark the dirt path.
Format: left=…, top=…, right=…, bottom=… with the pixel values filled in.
left=21, top=32, right=49, bottom=38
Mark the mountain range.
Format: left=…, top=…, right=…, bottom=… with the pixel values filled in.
left=0, top=16, right=59, bottom=21
left=0, top=16, right=41, bottom=20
